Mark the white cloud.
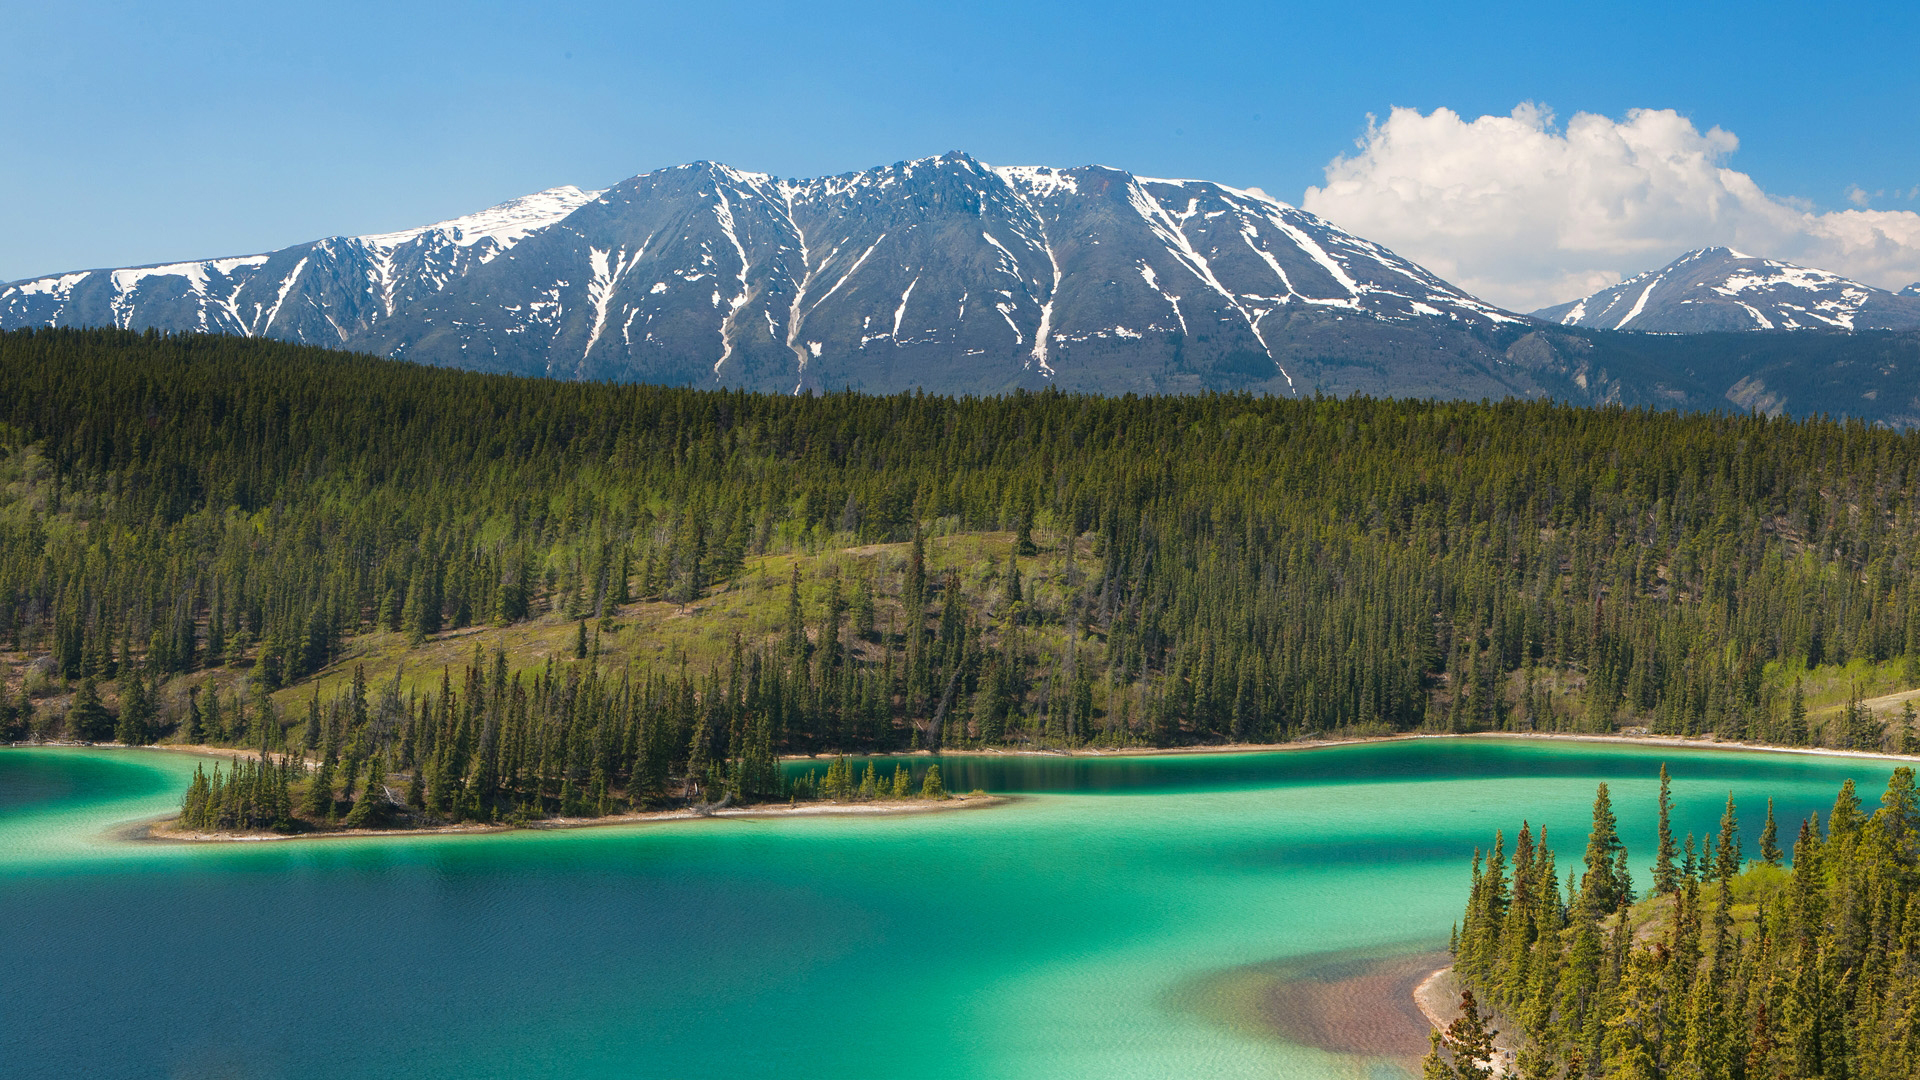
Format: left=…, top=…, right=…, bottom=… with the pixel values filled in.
left=1300, top=104, right=1920, bottom=313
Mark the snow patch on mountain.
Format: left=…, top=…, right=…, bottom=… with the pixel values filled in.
left=4, top=153, right=1545, bottom=397
left=1536, top=247, right=1920, bottom=332
left=356, top=186, right=602, bottom=253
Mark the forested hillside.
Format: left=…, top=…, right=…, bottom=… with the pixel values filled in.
left=3, top=327, right=1920, bottom=824
left=1438, top=769, right=1920, bottom=1079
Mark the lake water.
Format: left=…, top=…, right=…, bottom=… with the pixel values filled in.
left=0, top=738, right=1899, bottom=1080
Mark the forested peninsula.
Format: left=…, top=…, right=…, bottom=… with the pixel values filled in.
left=1434, top=766, right=1920, bottom=1079
left=3, top=328, right=1920, bottom=833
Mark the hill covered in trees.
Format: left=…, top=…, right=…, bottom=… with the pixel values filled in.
left=3, top=327, right=1920, bottom=826
left=1437, top=768, right=1920, bottom=1079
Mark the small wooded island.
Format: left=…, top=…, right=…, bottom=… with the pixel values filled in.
left=1429, top=765, right=1920, bottom=1079
left=165, top=663, right=966, bottom=837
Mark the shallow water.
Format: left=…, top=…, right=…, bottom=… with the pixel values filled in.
left=0, top=739, right=1899, bottom=1079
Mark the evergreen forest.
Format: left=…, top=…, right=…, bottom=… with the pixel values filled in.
left=3, top=327, right=1920, bottom=829
left=1437, top=766, right=1920, bottom=1080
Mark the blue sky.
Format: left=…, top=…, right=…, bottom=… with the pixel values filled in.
left=4, top=0, right=1917, bottom=305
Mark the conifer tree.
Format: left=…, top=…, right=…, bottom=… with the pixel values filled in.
left=919, top=763, right=946, bottom=799
left=851, top=574, right=876, bottom=640
left=69, top=677, right=110, bottom=742
left=1440, top=989, right=1498, bottom=1080
left=1786, top=678, right=1808, bottom=746
left=1653, top=763, right=1680, bottom=896
left=784, top=566, right=807, bottom=659
left=182, top=684, right=202, bottom=744
left=1577, top=783, right=1625, bottom=917
left=1714, top=793, right=1741, bottom=880
left=1421, top=1032, right=1453, bottom=1080
left=1760, top=798, right=1783, bottom=865
left=115, top=669, right=154, bottom=746
left=343, top=757, right=386, bottom=828
left=306, top=757, right=335, bottom=817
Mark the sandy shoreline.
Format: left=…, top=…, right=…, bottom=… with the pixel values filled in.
left=1414, top=965, right=1516, bottom=1077
left=125, top=792, right=1009, bottom=844
left=16, top=727, right=1911, bottom=849
left=22, top=726, right=1916, bottom=769
left=786, top=728, right=1920, bottom=764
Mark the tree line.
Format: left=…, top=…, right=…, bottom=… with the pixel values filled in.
left=5, top=326, right=1920, bottom=786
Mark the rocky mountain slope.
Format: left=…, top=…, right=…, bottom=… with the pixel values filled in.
left=1534, top=247, right=1920, bottom=333
left=10, top=160, right=1920, bottom=423
left=5, top=154, right=1556, bottom=398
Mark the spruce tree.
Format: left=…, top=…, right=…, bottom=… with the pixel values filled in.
left=1848, top=686, right=1883, bottom=751
left=919, top=763, right=946, bottom=799
left=182, top=684, right=202, bottom=744
left=1714, top=793, right=1741, bottom=881
left=343, top=757, right=386, bottom=828
left=1440, top=988, right=1498, bottom=1080
left=851, top=574, right=876, bottom=640
left=304, top=688, right=321, bottom=754
left=69, top=677, right=111, bottom=742
left=784, top=566, right=807, bottom=659
left=115, top=669, right=153, bottom=746
left=1421, top=1031, right=1453, bottom=1080
left=1654, top=763, right=1680, bottom=895
left=1577, top=782, right=1624, bottom=917
left=203, top=689, right=225, bottom=744
left=1760, top=798, right=1783, bottom=865
left=1786, top=678, right=1808, bottom=746
left=306, top=758, right=335, bottom=818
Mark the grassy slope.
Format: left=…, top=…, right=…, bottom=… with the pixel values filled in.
left=4, top=503, right=1093, bottom=745
left=281, top=529, right=1080, bottom=714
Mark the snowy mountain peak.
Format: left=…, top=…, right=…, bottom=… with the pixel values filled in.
left=4, top=154, right=1543, bottom=397
left=1535, top=248, right=1920, bottom=332
left=355, top=185, right=604, bottom=252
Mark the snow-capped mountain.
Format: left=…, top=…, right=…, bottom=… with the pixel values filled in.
left=3, top=154, right=1546, bottom=397
left=1534, top=248, right=1920, bottom=333
left=0, top=186, right=602, bottom=345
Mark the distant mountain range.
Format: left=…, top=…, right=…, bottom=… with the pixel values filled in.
left=5, top=155, right=1920, bottom=424
left=1534, top=247, right=1920, bottom=332
left=0, top=153, right=1559, bottom=400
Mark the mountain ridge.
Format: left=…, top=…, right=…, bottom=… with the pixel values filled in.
left=1533, top=247, right=1920, bottom=333
left=4, top=153, right=1548, bottom=398
left=9, top=156, right=1920, bottom=425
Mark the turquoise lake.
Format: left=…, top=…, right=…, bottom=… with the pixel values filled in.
left=0, top=738, right=1902, bottom=1079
